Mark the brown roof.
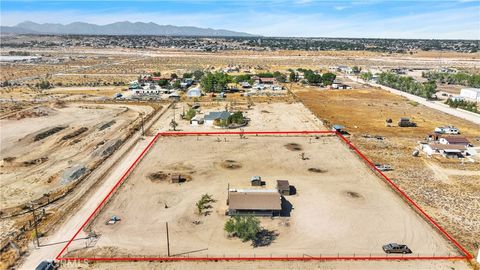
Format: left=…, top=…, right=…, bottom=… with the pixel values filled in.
left=441, top=136, right=470, bottom=144
left=428, top=143, right=467, bottom=151
left=229, top=191, right=281, bottom=211
left=259, top=77, right=275, bottom=82
left=277, top=180, right=289, bottom=191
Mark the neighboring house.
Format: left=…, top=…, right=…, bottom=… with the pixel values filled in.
left=337, top=66, right=353, bottom=74
left=331, top=83, right=351, bottom=90
left=439, top=136, right=470, bottom=146
left=459, top=88, right=480, bottom=102
left=227, top=189, right=282, bottom=217
left=259, top=77, right=275, bottom=84
left=187, top=88, right=202, bottom=98
left=129, top=80, right=142, bottom=89
left=134, top=89, right=160, bottom=96
left=421, top=143, right=468, bottom=158
left=241, top=82, right=251, bottom=88
left=204, top=111, right=231, bottom=126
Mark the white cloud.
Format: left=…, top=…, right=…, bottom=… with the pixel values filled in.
left=1, top=5, right=478, bottom=39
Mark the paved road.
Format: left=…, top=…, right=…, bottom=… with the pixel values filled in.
left=347, top=75, right=480, bottom=125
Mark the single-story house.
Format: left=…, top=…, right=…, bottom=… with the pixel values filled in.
left=241, top=82, right=251, bottom=88
left=421, top=143, right=468, bottom=158
left=187, top=88, right=202, bottom=98
left=227, top=189, right=282, bottom=216
left=276, top=180, right=290, bottom=196
left=259, top=77, right=275, bottom=84
left=331, top=83, right=352, bottom=90
left=439, top=136, right=470, bottom=146
left=204, top=111, right=231, bottom=126
left=134, top=88, right=160, bottom=96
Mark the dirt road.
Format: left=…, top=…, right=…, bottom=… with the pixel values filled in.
left=18, top=104, right=170, bottom=270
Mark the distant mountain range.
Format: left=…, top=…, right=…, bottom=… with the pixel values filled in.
left=1, top=21, right=255, bottom=37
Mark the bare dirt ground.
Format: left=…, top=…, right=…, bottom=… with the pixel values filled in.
left=60, top=259, right=471, bottom=270
left=292, top=87, right=480, bottom=259
left=149, top=101, right=323, bottom=133
left=0, top=103, right=151, bottom=209
left=58, top=103, right=460, bottom=263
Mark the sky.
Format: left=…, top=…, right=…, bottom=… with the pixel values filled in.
left=1, top=0, right=479, bottom=39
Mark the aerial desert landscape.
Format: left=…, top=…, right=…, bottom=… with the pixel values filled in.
left=1, top=1, right=479, bottom=270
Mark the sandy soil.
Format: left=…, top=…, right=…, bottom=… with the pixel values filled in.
left=0, top=103, right=152, bottom=209
left=149, top=102, right=323, bottom=133
left=292, top=87, right=480, bottom=257
left=59, top=103, right=461, bottom=260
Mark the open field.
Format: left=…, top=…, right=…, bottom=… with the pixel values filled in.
left=0, top=103, right=152, bottom=210
left=292, top=87, right=480, bottom=258
left=0, top=45, right=478, bottom=270
left=71, top=135, right=458, bottom=258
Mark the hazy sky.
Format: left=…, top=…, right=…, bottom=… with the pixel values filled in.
left=1, top=0, right=479, bottom=39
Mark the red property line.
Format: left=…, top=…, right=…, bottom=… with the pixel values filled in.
left=56, top=130, right=472, bottom=262
left=335, top=133, right=473, bottom=260
left=59, top=255, right=467, bottom=262
left=56, top=133, right=160, bottom=260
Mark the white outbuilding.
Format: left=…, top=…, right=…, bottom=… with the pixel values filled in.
left=459, top=88, right=480, bottom=101
left=187, top=88, right=202, bottom=98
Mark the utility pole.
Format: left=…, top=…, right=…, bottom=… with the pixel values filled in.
left=140, top=113, right=145, bottom=136
left=31, top=206, right=40, bottom=247
left=166, top=222, right=170, bottom=257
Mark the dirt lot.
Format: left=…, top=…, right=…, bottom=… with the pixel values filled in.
left=61, top=101, right=460, bottom=259
left=292, top=87, right=480, bottom=258
left=149, top=101, right=323, bottom=133
left=0, top=103, right=152, bottom=210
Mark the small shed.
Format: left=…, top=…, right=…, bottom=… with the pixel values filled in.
left=277, top=180, right=290, bottom=195
left=171, top=174, right=184, bottom=183
left=251, top=176, right=262, bottom=186
left=191, top=115, right=204, bottom=126
left=187, top=88, right=202, bottom=98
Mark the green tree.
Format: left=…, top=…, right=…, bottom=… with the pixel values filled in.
left=322, top=73, right=336, bottom=85
left=193, top=70, right=204, bottom=80
left=224, top=216, right=262, bottom=242
left=352, top=66, right=362, bottom=74
left=172, top=80, right=181, bottom=89
left=289, top=71, right=297, bottom=82
left=227, top=111, right=245, bottom=125
left=36, top=80, right=51, bottom=89
left=200, top=72, right=231, bottom=93
left=183, top=72, right=193, bottom=79
left=360, top=72, right=373, bottom=81
left=185, top=108, right=196, bottom=121
left=170, top=73, right=178, bottom=79
left=152, top=72, right=161, bottom=77
left=157, top=79, right=169, bottom=87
